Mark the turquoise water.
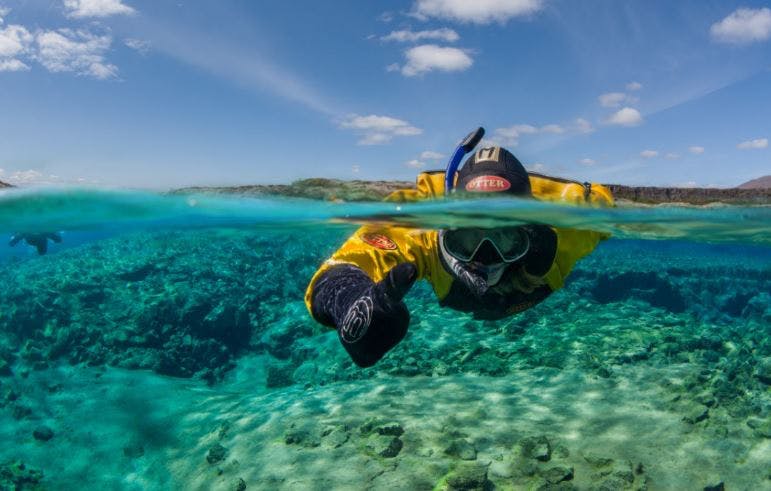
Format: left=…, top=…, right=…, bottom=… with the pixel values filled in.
left=0, top=188, right=769, bottom=490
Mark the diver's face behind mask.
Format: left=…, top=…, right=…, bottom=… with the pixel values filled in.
left=439, top=226, right=531, bottom=296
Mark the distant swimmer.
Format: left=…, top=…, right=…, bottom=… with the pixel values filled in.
left=305, top=128, right=615, bottom=367
left=9, top=232, right=63, bottom=255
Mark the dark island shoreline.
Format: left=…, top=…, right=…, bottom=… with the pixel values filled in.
left=170, top=177, right=771, bottom=205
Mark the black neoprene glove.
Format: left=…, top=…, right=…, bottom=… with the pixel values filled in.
left=311, top=263, right=418, bottom=367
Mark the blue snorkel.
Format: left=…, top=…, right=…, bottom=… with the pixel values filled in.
left=444, top=126, right=485, bottom=194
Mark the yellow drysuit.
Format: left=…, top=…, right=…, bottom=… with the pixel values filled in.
left=306, top=171, right=613, bottom=319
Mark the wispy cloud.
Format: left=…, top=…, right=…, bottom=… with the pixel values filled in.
left=606, top=107, right=643, bottom=127
left=688, top=146, right=705, bottom=155
left=35, top=29, right=118, bottom=79
left=0, top=22, right=33, bottom=72
left=340, top=114, right=422, bottom=145
left=574, top=118, right=595, bottom=134
left=579, top=158, right=596, bottom=165
left=63, top=0, right=135, bottom=18
left=139, top=19, right=337, bottom=116
left=710, top=7, right=771, bottom=45
left=405, top=159, right=425, bottom=168
left=411, top=0, right=543, bottom=24
left=598, top=91, right=638, bottom=108
left=626, top=81, right=642, bottom=91
left=640, top=149, right=658, bottom=158
left=124, top=38, right=151, bottom=54
left=737, top=138, right=768, bottom=150
left=397, top=44, right=473, bottom=76
left=381, top=28, right=459, bottom=43
left=420, top=150, right=444, bottom=159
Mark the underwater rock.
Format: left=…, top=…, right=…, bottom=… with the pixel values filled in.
left=582, top=452, right=615, bottom=468
left=746, top=418, right=771, bottom=439
left=444, top=438, right=477, bottom=460
left=320, top=424, right=350, bottom=448
left=359, top=417, right=404, bottom=436
left=284, top=425, right=321, bottom=448
left=363, top=434, right=402, bottom=458
left=32, top=425, right=54, bottom=442
left=541, top=465, right=574, bottom=484
left=0, top=461, right=43, bottom=490
left=442, top=462, right=489, bottom=490
left=266, top=362, right=295, bottom=389
left=703, top=482, right=724, bottom=491
left=206, top=443, right=228, bottom=464
left=11, top=404, right=32, bottom=420
left=682, top=405, right=709, bottom=424
left=232, top=477, right=247, bottom=491
left=0, top=359, right=11, bottom=376
left=756, top=356, right=771, bottom=385
left=123, top=442, right=145, bottom=458
left=259, top=321, right=313, bottom=360
left=519, top=435, right=552, bottom=462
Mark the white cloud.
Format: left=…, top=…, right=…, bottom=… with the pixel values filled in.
left=381, top=28, right=459, bottom=43
left=8, top=169, right=44, bottom=183
left=340, top=114, right=422, bottom=145
left=710, top=8, right=771, bottom=45
left=400, top=44, right=472, bottom=76
left=598, top=91, right=638, bottom=108
left=529, top=162, right=546, bottom=172
left=626, top=81, right=642, bottom=91
left=35, top=29, right=118, bottom=79
left=540, top=124, right=564, bottom=134
left=579, top=158, right=596, bottom=165
left=405, top=159, right=426, bottom=168
left=420, top=150, right=444, bottom=159
left=63, top=0, right=135, bottom=18
left=665, top=152, right=680, bottom=159
left=412, top=0, right=543, bottom=24
left=124, top=38, right=150, bottom=54
left=574, top=118, right=594, bottom=134
left=378, top=12, right=394, bottom=23
left=640, top=150, right=658, bottom=158
left=351, top=164, right=360, bottom=174
left=680, top=180, right=698, bottom=188
left=606, top=107, right=643, bottom=127
left=386, top=63, right=400, bottom=72
left=737, top=138, right=768, bottom=149
left=688, top=146, right=705, bottom=155
left=0, top=23, right=33, bottom=70
left=0, top=58, right=28, bottom=71
left=0, top=6, right=9, bottom=24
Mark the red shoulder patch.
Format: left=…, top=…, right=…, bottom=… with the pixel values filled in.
left=360, top=233, right=398, bottom=250
left=465, top=175, right=511, bottom=192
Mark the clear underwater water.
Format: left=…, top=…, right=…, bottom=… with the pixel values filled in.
left=0, top=188, right=769, bottom=490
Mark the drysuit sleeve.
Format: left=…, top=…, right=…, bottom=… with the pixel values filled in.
left=304, top=225, right=434, bottom=318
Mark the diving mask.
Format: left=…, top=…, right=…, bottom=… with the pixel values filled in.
left=440, top=226, right=531, bottom=264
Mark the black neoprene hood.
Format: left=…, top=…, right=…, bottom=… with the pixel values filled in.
left=456, top=146, right=532, bottom=197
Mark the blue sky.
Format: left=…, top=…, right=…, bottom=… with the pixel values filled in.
left=0, top=0, right=769, bottom=189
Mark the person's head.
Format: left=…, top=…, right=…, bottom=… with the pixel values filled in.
left=440, top=146, right=533, bottom=295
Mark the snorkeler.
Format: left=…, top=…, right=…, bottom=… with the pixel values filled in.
left=305, top=128, right=614, bottom=367
left=9, top=232, right=62, bottom=255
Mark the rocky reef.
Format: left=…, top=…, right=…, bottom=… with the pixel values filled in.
left=0, top=229, right=768, bottom=489
left=0, top=180, right=12, bottom=189
left=606, top=184, right=770, bottom=205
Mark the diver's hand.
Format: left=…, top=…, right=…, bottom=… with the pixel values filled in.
left=338, top=263, right=417, bottom=367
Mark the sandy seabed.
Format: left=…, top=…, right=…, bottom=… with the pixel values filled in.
left=1, top=360, right=768, bottom=491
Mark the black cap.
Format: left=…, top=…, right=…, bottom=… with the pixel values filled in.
left=456, top=146, right=531, bottom=196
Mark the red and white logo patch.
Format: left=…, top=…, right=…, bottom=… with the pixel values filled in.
left=465, top=175, right=511, bottom=192
left=360, top=233, right=398, bottom=250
